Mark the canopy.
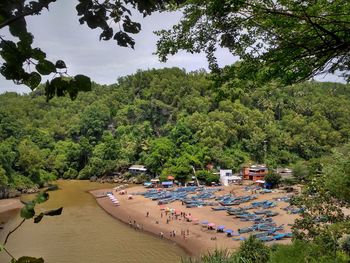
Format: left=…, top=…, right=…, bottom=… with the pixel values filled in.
left=208, top=223, right=215, bottom=227
left=255, top=180, right=265, bottom=184
left=225, top=229, right=233, bottom=233
left=217, top=225, right=225, bottom=229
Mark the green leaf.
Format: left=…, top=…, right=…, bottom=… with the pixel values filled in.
left=9, top=18, right=27, bottom=38
left=114, top=31, right=135, bottom=48
left=16, top=256, right=44, bottom=263
left=34, top=213, right=44, bottom=224
left=20, top=204, right=35, bottom=219
left=32, top=48, right=46, bottom=61
left=73, top=74, right=91, bottom=92
left=24, top=72, right=41, bottom=90
left=44, top=207, right=63, bottom=216
left=122, top=17, right=141, bottom=34
left=45, top=77, right=70, bottom=101
left=36, top=60, right=56, bottom=75
left=35, top=192, right=49, bottom=204
left=100, top=27, right=113, bottom=41
left=55, top=60, right=66, bottom=69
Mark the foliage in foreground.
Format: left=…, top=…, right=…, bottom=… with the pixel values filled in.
left=181, top=238, right=350, bottom=263
left=0, top=190, right=62, bottom=262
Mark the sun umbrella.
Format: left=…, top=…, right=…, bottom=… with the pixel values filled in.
left=225, top=229, right=233, bottom=233
left=201, top=220, right=209, bottom=225
left=208, top=223, right=215, bottom=227
left=159, top=205, right=165, bottom=210
left=217, top=225, right=225, bottom=229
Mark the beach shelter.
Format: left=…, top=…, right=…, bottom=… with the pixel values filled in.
left=217, top=225, right=225, bottom=232
left=192, top=218, right=199, bottom=225
left=167, top=175, right=175, bottom=181
left=207, top=223, right=216, bottom=230
left=225, top=229, right=233, bottom=237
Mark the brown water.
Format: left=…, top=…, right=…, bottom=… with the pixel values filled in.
left=0, top=180, right=186, bottom=263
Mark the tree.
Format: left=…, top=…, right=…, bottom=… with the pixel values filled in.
left=234, top=236, right=270, bottom=263
left=0, top=0, right=183, bottom=98
left=156, top=0, right=350, bottom=84
left=264, top=171, right=281, bottom=188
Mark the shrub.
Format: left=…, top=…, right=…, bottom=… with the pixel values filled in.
left=264, top=172, right=281, bottom=188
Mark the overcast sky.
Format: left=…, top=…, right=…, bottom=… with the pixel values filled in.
left=0, top=0, right=237, bottom=94
left=0, top=0, right=344, bottom=94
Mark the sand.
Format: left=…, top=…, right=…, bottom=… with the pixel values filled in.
left=90, top=183, right=298, bottom=256
left=0, top=198, right=23, bottom=214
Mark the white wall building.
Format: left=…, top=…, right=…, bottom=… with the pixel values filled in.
left=219, top=169, right=242, bottom=186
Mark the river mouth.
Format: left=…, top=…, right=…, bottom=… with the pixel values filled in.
left=0, top=180, right=186, bottom=263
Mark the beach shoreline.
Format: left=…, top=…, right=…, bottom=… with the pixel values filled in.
left=0, top=198, right=23, bottom=215
left=90, top=188, right=206, bottom=256
left=90, top=185, right=297, bottom=257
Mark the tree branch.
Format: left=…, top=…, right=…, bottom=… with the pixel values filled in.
left=3, top=218, right=25, bottom=245
left=0, top=4, right=47, bottom=30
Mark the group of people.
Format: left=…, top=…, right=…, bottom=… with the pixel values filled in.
left=128, top=219, right=143, bottom=230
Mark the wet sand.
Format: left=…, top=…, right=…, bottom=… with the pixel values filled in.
left=90, top=184, right=298, bottom=256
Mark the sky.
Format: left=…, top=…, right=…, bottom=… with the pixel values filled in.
left=0, top=0, right=237, bottom=94
left=0, top=0, right=344, bottom=94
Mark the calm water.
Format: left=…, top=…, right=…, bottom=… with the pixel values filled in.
left=0, top=180, right=186, bottom=263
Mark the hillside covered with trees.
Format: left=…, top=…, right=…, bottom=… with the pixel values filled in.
left=1, top=67, right=350, bottom=190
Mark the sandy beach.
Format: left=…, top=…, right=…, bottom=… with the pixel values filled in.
left=90, top=184, right=298, bottom=256
left=0, top=198, right=23, bottom=225
left=0, top=198, right=23, bottom=214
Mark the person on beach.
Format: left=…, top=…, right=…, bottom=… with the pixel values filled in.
left=161, top=212, right=163, bottom=218
left=160, top=232, right=164, bottom=238
left=129, top=221, right=132, bottom=227
left=173, top=230, right=176, bottom=237
left=170, top=231, right=173, bottom=237
left=146, top=211, right=149, bottom=217
left=166, top=218, right=169, bottom=224
left=187, top=229, right=190, bottom=236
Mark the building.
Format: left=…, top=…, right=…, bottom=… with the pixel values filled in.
left=128, top=165, right=147, bottom=174
left=219, top=169, right=242, bottom=186
left=276, top=168, right=293, bottom=179
left=242, top=165, right=268, bottom=181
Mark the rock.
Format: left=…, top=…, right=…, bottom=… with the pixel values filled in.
left=90, top=176, right=98, bottom=182
left=8, top=190, right=21, bottom=198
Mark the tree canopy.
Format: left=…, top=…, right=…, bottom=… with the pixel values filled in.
left=0, top=0, right=183, bottom=99
left=1, top=0, right=349, bottom=99
left=1, top=67, right=350, bottom=189
left=156, top=0, right=350, bottom=84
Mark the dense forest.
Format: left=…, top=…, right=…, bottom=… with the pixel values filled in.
left=1, top=66, right=350, bottom=190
